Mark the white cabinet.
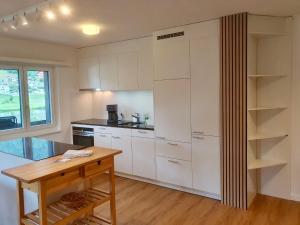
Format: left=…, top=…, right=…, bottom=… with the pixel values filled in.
left=156, top=156, right=192, bottom=188
left=189, top=20, right=220, bottom=137
left=192, top=135, right=220, bottom=195
left=99, top=55, right=118, bottom=91
left=112, top=135, right=132, bottom=174
left=154, top=35, right=190, bottom=80
left=132, top=137, right=156, bottom=179
left=118, top=52, right=139, bottom=90
left=138, top=38, right=154, bottom=89
left=156, top=139, right=191, bottom=161
left=78, top=57, right=100, bottom=90
left=154, top=79, right=191, bottom=142
left=94, top=133, right=112, bottom=148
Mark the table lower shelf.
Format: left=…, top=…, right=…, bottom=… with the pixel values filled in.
left=22, top=188, right=111, bottom=225
left=73, top=215, right=111, bottom=225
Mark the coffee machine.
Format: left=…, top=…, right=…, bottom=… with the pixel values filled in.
left=107, top=104, right=118, bottom=123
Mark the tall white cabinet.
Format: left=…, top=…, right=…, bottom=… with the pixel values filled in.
left=153, top=20, right=221, bottom=198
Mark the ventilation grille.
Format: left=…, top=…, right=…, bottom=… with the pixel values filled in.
left=157, top=31, right=184, bottom=40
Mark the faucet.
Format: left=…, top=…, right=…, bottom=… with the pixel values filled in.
left=131, top=113, right=140, bottom=124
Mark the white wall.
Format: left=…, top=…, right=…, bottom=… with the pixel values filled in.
left=0, top=36, right=93, bottom=143
left=93, top=91, right=154, bottom=125
left=291, top=14, right=300, bottom=201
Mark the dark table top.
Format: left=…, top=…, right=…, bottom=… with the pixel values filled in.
left=71, top=119, right=154, bottom=131
left=0, top=137, right=85, bottom=161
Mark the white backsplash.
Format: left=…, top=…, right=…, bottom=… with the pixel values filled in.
left=92, top=91, right=154, bottom=125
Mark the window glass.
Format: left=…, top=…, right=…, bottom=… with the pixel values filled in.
left=0, top=68, right=23, bottom=131
left=26, top=70, right=52, bottom=126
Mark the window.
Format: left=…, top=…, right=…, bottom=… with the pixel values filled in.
left=0, top=65, right=54, bottom=132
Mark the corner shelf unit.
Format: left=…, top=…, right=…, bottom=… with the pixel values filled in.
left=247, top=15, right=291, bottom=207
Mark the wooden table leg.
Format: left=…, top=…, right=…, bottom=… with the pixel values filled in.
left=17, top=181, right=24, bottom=225
left=109, top=165, right=117, bottom=225
left=38, top=181, right=47, bottom=225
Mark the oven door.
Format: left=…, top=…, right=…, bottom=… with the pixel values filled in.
left=72, top=127, right=94, bottom=147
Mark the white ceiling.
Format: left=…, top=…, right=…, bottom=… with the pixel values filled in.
left=0, top=0, right=300, bottom=48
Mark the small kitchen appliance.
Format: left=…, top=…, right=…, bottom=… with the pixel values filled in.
left=107, top=104, right=118, bottom=123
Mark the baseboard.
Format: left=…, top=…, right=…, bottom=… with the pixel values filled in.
left=115, top=172, right=221, bottom=201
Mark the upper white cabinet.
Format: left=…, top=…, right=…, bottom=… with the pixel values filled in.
left=117, top=52, right=139, bottom=90
left=78, top=57, right=100, bottom=90
left=154, top=79, right=191, bottom=142
left=138, top=38, right=154, bottom=89
left=99, top=55, right=118, bottom=91
left=188, top=20, right=220, bottom=137
left=154, top=27, right=190, bottom=80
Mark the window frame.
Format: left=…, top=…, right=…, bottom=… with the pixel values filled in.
left=0, top=64, right=57, bottom=135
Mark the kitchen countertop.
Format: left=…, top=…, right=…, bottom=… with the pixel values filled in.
left=71, top=118, right=155, bottom=131
left=0, top=137, right=85, bottom=161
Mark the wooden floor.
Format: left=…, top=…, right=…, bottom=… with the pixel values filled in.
left=95, top=176, right=300, bottom=225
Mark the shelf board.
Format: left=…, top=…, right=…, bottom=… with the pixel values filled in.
left=248, top=133, right=288, bottom=141
left=248, top=106, right=287, bottom=111
left=248, top=159, right=287, bottom=170
left=248, top=74, right=286, bottom=78
left=22, top=188, right=110, bottom=225
left=73, top=215, right=111, bottom=225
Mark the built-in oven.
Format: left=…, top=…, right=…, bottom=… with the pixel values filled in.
left=72, top=126, right=94, bottom=147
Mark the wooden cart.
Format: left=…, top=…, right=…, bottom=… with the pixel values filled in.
left=2, top=147, right=121, bottom=225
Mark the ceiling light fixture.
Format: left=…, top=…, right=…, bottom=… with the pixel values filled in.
left=20, top=13, right=28, bottom=26
left=82, top=24, right=100, bottom=36
left=10, top=16, right=18, bottom=30
left=45, top=9, right=56, bottom=21
left=59, top=4, right=71, bottom=16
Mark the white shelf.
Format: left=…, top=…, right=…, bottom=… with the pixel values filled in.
left=248, top=159, right=287, bottom=170
left=248, top=133, right=288, bottom=141
left=248, top=106, right=287, bottom=111
left=248, top=74, right=286, bottom=78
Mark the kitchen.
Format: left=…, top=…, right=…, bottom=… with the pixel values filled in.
left=0, top=1, right=300, bottom=225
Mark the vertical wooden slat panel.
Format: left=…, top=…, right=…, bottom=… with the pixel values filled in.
left=220, top=12, right=248, bottom=209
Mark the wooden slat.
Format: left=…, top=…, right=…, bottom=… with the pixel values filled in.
left=220, top=13, right=248, bottom=209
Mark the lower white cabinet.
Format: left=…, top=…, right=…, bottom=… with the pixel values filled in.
left=192, top=136, right=220, bottom=195
left=94, top=133, right=112, bottom=148
left=112, top=135, right=132, bottom=174
left=156, top=139, right=191, bottom=161
left=132, top=137, right=156, bottom=179
left=156, top=156, right=192, bottom=188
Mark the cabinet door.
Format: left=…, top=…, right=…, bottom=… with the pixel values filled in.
left=118, top=52, right=139, bottom=90
left=138, top=45, right=154, bottom=90
left=132, top=137, right=156, bottom=179
left=99, top=55, right=118, bottom=91
left=94, top=133, right=112, bottom=148
left=190, top=29, right=220, bottom=136
left=154, top=79, right=191, bottom=142
left=78, top=57, right=100, bottom=90
left=112, top=135, right=132, bottom=174
left=156, top=156, right=192, bottom=188
left=154, top=37, right=190, bottom=80
left=192, top=136, right=220, bottom=195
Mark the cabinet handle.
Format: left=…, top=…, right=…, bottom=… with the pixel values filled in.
left=97, top=160, right=101, bottom=165
left=99, top=127, right=106, bottom=130
left=112, top=136, right=121, bottom=139
left=60, top=172, right=65, bottom=176
left=167, top=142, right=178, bottom=146
left=156, top=136, right=166, bottom=140
left=193, top=131, right=204, bottom=135
left=99, top=135, right=107, bottom=137
left=193, top=136, right=204, bottom=140
left=168, top=160, right=180, bottom=164
left=138, top=131, right=147, bottom=134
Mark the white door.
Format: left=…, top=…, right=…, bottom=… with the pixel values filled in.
left=99, top=55, right=118, bottom=91
left=154, top=37, right=190, bottom=80
left=78, top=57, right=100, bottom=90
left=132, top=137, right=156, bottom=179
left=192, top=135, right=220, bottom=196
left=190, top=22, right=220, bottom=137
left=154, top=79, right=191, bottom=142
left=112, top=135, right=132, bottom=174
left=118, top=52, right=139, bottom=90
left=94, top=133, right=112, bottom=148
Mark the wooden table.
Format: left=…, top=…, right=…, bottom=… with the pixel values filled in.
left=2, top=147, right=121, bottom=225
